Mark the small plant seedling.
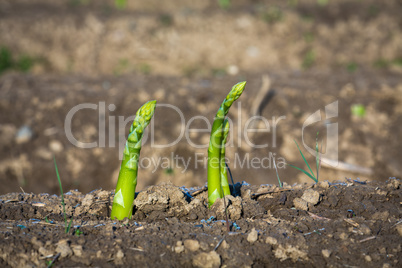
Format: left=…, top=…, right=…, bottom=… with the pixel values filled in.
left=115, top=0, right=127, bottom=9
left=218, top=0, right=231, bottom=9
left=53, top=157, right=73, bottom=233
left=273, top=157, right=283, bottom=188
left=75, top=229, right=83, bottom=237
left=351, top=104, right=366, bottom=117
left=207, top=81, right=246, bottom=207
left=287, top=133, right=322, bottom=183
left=111, top=100, right=156, bottom=220
left=302, top=50, right=315, bottom=69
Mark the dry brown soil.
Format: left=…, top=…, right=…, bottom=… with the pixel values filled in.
left=0, top=179, right=401, bottom=267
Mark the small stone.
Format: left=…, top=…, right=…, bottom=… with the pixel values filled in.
left=379, top=247, right=387, bottom=254
left=174, top=241, right=184, bottom=253
left=293, top=197, right=309, bottom=210
left=35, top=147, right=53, bottom=160
left=15, top=125, right=33, bottom=144
left=396, top=224, right=402, bottom=236
left=227, top=65, right=239, bottom=76
left=317, top=181, right=330, bottom=189
left=339, top=233, right=348, bottom=240
left=72, top=245, right=83, bottom=257
left=55, top=240, right=73, bottom=258
left=200, top=241, right=209, bottom=251
left=96, top=250, right=102, bottom=258
left=365, top=255, right=372, bottom=262
left=247, top=228, right=259, bottom=243
left=192, top=251, right=221, bottom=268
left=382, top=263, right=391, bottom=268
left=265, top=236, right=278, bottom=246
left=301, top=189, right=321, bottom=205
left=322, top=249, right=331, bottom=258
left=386, top=178, right=400, bottom=189
left=221, top=240, right=229, bottom=250
left=360, top=224, right=372, bottom=235
left=184, top=239, right=200, bottom=252
left=38, top=246, right=54, bottom=257
left=49, top=140, right=63, bottom=153
left=116, top=250, right=124, bottom=259
left=82, top=194, right=94, bottom=207
left=97, top=190, right=110, bottom=199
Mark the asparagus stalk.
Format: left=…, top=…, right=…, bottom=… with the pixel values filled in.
left=111, top=100, right=156, bottom=220
left=220, top=119, right=231, bottom=196
left=208, top=81, right=246, bottom=207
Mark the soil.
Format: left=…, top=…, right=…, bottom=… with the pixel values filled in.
left=0, top=179, right=401, bottom=267
left=0, top=1, right=402, bottom=267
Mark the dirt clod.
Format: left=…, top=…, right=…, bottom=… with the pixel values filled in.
left=247, top=228, right=259, bottom=243
left=192, top=251, right=221, bottom=268
left=301, top=188, right=321, bottom=205
left=184, top=239, right=200, bottom=252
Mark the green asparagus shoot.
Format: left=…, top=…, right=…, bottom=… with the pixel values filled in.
left=220, top=119, right=231, bottom=196
left=111, top=100, right=156, bottom=220
left=208, top=81, right=246, bottom=207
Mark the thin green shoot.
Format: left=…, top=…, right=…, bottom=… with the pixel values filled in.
left=53, top=156, right=73, bottom=233
left=287, top=136, right=322, bottom=183
left=273, top=157, right=283, bottom=188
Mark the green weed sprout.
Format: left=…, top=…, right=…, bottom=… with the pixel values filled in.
left=208, top=81, right=246, bottom=207
left=111, top=100, right=156, bottom=220
left=287, top=134, right=322, bottom=183
left=53, top=157, right=72, bottom=233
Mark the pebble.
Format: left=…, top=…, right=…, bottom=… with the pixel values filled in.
left=360, top=224, right=372, bottom=235
left=227, top=65, right=239, bottom=76
left=317, top=181, right=330, bottom=189
left=56, top=239, right=73, bottom=258
left=221, top=240, right=229, bottom=250
left=82, top=194, right=94, bottom=207
left=247, top=228, right=258, bottom=243
left=192, top=251, right=221, bottom=268
left=15, top=125, right=33, bottom=144
left=339, top=232, right=348, bottom=240
left=301, top=189, right=321, bottom=205
left=72, top=245, right=83, bottom=257
left=364, top=255, right=372, bottom=262
left=174, top=241, right=185, bottom=253
left=116, top=249, right=124, bottom=259
left=38, top=246, right=54, bottom=257
left=265, top=236, right=278, bottom=246
left=322, top=249, right=331, bottom=258
left=184, top=239, right=200, bottom=252
left=293, top=197, right=309, bottom=211
left=386, top=178, right=400, bottom=189
left=49, top=140, right=63, bottom=153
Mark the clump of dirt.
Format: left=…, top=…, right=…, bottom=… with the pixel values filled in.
left=0, top=179, right=400, bottom=267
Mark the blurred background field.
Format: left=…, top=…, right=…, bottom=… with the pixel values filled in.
left=0, top=0, right=401, bottom=194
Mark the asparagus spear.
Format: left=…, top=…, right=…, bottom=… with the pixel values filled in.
left=220, top=119, right=231, bottom=196
left=208, top=81, right=246, bottom=207
left=111, top=100, right=156, bottom=220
